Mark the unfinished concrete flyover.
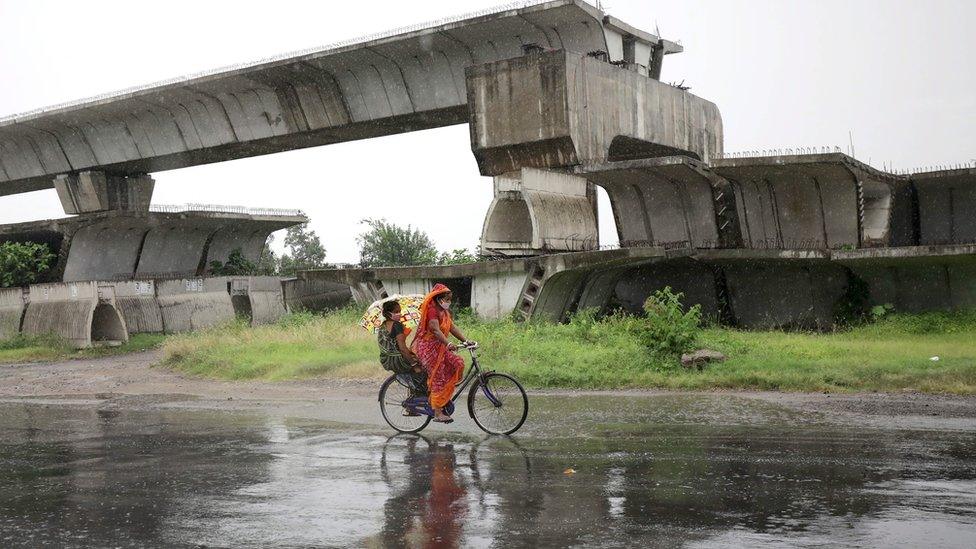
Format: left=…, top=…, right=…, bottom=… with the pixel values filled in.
left=0, top=1, right=695, bottom=203
left=0, top=205, right=306, bottom=282
left=2, top=0, right=975, bottom=341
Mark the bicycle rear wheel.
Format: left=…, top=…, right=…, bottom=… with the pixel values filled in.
left=379, top=375, right=431, bottom=433
left=467, top=373, right=528, bottom=435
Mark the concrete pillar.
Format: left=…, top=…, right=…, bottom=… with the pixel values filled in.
left=480, top=168, right=598, bottom=256
left=54, top=171, right=154, bottom=214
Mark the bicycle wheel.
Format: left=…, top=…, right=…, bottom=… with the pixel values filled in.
left=467, top=373, right=528, bottom=435
left=379, top=375, right=431, bottom=433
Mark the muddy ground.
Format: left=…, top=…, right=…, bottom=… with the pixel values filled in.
left=1, top=352, right=974, bottom=432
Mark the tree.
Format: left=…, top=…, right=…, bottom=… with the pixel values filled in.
left=209, top=248, right=259, bottom=276
left=257, top=234, right=278, bottom=275
left=278, top=223, right=328, bottom=275
left=357, top=218, right=439, bottom=267
left=0, top=242, right=55, bottom=288
left=438, top=248, right=477, bottom=265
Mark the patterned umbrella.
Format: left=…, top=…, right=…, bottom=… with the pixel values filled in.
left=360, top=294, right=424, bottom=333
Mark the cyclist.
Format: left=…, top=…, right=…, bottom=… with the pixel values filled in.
left=412, top=283, right=470, bottom=424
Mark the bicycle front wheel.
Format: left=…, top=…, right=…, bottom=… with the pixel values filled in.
left=379, top=375, right=431, bottom=433
left=467, top=373, right=528, bottom=435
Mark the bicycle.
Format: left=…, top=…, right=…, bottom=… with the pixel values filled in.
left=378, top=342, right=529, bottom=435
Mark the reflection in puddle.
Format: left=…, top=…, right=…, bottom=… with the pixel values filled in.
left=0, top=398, right=974, bottom=547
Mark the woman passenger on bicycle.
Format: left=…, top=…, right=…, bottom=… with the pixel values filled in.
left=413, top=283, right=470, bottom=424
left=378, top=300, right=426, bottom=411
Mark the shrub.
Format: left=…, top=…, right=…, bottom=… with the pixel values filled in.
left=209, top=248, right=259, bottom=276
left=0, top=241, right=55, bottom=288
left=640, top=287, right=701, bottom=357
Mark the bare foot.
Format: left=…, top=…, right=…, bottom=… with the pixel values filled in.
left=433, top=411, right=454, bottom=423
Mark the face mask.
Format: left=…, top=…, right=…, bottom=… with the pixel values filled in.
left=440, top=300, right=452, bottom=310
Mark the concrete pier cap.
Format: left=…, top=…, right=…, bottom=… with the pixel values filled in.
left=466, top=49, right=723, bottom=176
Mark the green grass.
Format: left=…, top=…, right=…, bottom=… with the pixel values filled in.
left=0, top=333, right=166, bottom=364
left=158, top=308, right=976, bottom=394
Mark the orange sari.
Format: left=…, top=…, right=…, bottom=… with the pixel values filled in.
left=413, top=284, right=464, bottom=409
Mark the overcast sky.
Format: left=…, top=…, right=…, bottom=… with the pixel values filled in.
left=1, top=0, right=973, bottom=263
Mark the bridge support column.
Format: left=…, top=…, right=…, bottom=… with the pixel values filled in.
left=54, top=171, right=154, bottom=214
left=480, top=168, right=598, bottom=256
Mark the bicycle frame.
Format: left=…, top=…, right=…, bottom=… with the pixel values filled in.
left=396, top=344, right=501, bottom=418
left=448, top=344, right=502, bottom=407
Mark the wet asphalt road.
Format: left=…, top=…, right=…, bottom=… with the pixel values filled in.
left=0, top=394, right=974, bottom=548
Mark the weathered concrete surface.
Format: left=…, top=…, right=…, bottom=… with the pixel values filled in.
left=54, top=172, right=154, bottom=214
left=471, top=271, right=527, bottom=319
left=481, top=168, right=598, bottom=256
left=912, top=168, right=976, bottom=246
left=836, top=244, right=976, bottom=313
left=302, top=245, right=976, bottom=329
left=21, top=282, right=128, bottom=348
left=156, top=278, right=235, bottom=333
left=712, top=155, right=860, bottom=249
left=466, top=50, right=723, bottom=176
left=205, top=224, right=276, bottom=269
left=112, top=280, right=164, bottom=334
left=0, top=208, right=305, bottom=282
left=62, top=219, right=149, bottom=282
left=0, top=287, right=26, bottom=340
left=613, top=258, right=722, bottom=319
left=580, top=157, right=728, bottom=249
left=230, top=277, right=287, bottom=326
left=0, top=1, right=685, bottom=196
left=135, top=220, right=223, bottom=278
left=711, top=153, right=912, bottom=250
left=280, top=278, right=352, bottom=313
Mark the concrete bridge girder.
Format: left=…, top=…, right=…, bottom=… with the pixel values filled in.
left=711, top=154, right=912, bottom=250
left=21, top=282, right=128, bottom=348
left=112, top=280, right=164, bottom=334
left=912, top=168, right=976, bottom=246
left=0, top=288, right=27, bottom=341
left=0, top=276, right=291, bottom=346
left=1, top=1, right=659, bottom=197
left=0, top=210, right=305, bottom=283
left=481, top=168, right=598, bottom=256
left=580, top=157, right=725, bottom=249
left=63, top=219, right=149, bottom=282
left=280, top=278, right=353, bottom=314
left=835, top=246, right=976, bottom=313
left=712, top=158, right=860, bottom=249
left=156, top=278, right=236, bottom=333
left=612, top=258, right=723, bottom=319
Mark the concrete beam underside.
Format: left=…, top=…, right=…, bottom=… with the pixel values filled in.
left=0, top=2, right=615, bottom=196
left=0, top=211, right=303, bottom=283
